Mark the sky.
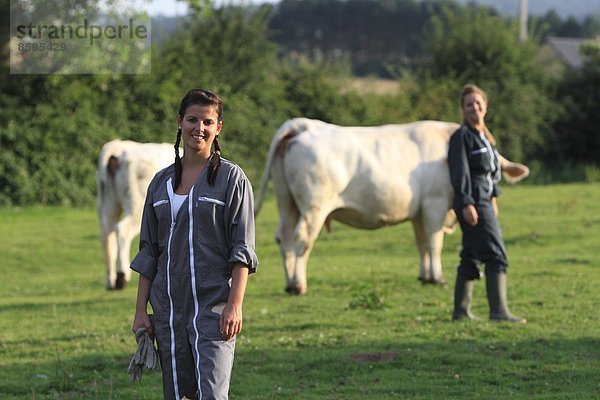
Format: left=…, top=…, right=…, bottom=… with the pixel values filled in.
left=150, top=0, right=189, bottom=16
left=149, top=0, right=600, bottom=19
left=150, top=0, right=277, bottom=16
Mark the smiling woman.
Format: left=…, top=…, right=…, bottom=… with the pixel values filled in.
left=448, top=83, right=527, bottom=324
left=173, top=89, right=224, bottom=189
left=130, top=88, right=259, bottom=400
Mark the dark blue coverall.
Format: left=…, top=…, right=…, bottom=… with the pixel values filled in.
left=448, top=124, right=508, bottom=279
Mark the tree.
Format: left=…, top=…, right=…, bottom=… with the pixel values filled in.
left=552, top=40, right=600, bottom=166
left=268, top=0, right=461, bottom=77
left=418, top=6, right=558, bottom=162
left=0, top=1, right=293, bottom=205
left=151, top=4, right=288, bottom=181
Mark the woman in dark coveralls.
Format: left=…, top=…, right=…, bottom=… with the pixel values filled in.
left=448, top=84, right=526, bottom=323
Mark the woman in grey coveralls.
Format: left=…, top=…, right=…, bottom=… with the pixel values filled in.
left=131, top=88, right=259, bottom=399
left=448, top=84, right=526, bottom=323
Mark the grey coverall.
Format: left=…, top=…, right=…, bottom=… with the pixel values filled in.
left=448, top=124, right=508, bottom=279
left=131, top=158, right=258, bottom=400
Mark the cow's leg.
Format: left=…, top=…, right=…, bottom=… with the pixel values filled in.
left=426, top=229, right=446, bottom=285
left=419, top=198, right=450, bottom=285
left=411, top=214, right=432, bottom=283
left=271, top=154, right=304, bottom=295
left=100, top=203, right=121, bottom=290
left=115, top=213, right=139, bottom=289
left=103, top=230, right=118, bottom=289
left=275, top=199, right=300, bottom=295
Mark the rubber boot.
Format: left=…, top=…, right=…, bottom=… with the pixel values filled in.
left=452, top=274, right=479, bottom=320
left=486, top=272, right=527, bottom=323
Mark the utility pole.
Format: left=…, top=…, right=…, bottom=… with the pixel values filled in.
left=519, top=0, right=528, bottom=42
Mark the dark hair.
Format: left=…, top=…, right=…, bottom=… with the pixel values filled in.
left=174, top=88, right=223, bottom=189
left=460, top=84, right=496, bottom=146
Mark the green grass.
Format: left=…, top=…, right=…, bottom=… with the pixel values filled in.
left=1, top=184, right=599, bottom=399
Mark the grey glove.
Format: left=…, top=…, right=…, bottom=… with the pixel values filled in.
left=128, top=328, right=159, bottom=382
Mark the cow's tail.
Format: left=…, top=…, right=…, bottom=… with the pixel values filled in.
left=499, top=155, right=530, bottom=184
left=254, top=119, right=308, bottom=216
left=96, top=141, right=121, bottom=204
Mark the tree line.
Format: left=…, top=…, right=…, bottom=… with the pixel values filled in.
left=0, top=0, right=598, bottom=206
left=268, top=0, right=600, bottom=77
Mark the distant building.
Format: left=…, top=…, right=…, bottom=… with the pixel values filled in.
left=546, top=36, right=588, bottom=69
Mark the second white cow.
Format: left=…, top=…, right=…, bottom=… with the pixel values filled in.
left=255, top=118, right=528, bottom=295
left=96, top=140, right=174, bottom=289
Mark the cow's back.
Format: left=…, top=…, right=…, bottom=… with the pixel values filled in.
left=97, top=140, right=174, bottom=212
left=119, top=143, right=173, bottom=205
left=281, top=120, right=458, bottom=228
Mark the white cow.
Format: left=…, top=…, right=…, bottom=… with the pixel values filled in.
left=96, top=140, right=174, bottom=289
left=255, top=118, right=529, bottom=295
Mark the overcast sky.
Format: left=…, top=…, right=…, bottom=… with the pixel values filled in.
left=150, top=0, right=189, bottom=16
left=149, top=0, right=600, bottom=19
left=150, top=0, right=276, bottom=16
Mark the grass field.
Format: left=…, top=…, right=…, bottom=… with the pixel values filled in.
left=0, top=183, right=599, bottom=399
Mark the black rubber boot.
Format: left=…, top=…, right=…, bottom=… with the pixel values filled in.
left=486, top=272, right=526, bottom=323
left=452, top=274, right=480, bottom=320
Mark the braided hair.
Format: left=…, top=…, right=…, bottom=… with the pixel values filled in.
left=174, top=88, right=223, bottom=189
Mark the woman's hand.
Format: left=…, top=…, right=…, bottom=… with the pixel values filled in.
left=462, top=204, right=479, bottom=226
left=219, top=302, right=243, bottom=342
left=132, top=310, right=153, bottom=339
left=132, top=274, right=153, bottom=339
left=219, top=263, right=249, bottom=341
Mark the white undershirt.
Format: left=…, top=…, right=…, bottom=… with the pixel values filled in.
left=171, top=193, right=188, bottom=216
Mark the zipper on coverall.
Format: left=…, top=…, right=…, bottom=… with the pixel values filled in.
left=165, top=178, right=181, bottom=399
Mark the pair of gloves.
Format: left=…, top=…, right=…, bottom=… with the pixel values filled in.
left=128, top=327, right=159, bottom=382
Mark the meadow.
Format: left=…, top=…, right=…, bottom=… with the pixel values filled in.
left=0, top=183, right=598, bottom=399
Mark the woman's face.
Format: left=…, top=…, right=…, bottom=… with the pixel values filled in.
left=462, top=92, right=487, bottom=128
left=178, top=104, right=222, bottom=157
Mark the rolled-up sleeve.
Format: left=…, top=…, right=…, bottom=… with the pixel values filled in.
left=130, top=184, right=159, bottom=280
left=448, top=129, right=475, bottom=209
left=225, top=176, right=259, bottom=273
